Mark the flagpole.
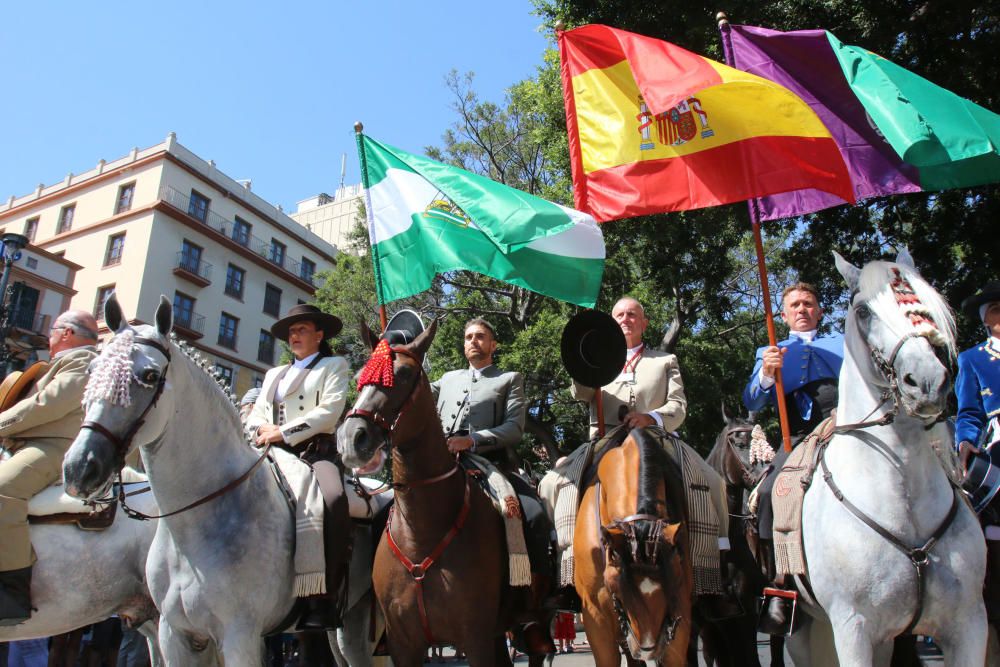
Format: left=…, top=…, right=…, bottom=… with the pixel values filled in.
left=354, top=121, right=390, bottom=333
left=718, top=12, right=794, bottom=452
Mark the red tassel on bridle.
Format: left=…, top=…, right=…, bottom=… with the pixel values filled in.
left=358, top=339, right=395, bottom=390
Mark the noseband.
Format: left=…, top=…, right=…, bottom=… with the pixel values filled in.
left=80, top=336, right=171, bottom=467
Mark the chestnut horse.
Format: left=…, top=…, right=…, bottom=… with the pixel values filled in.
left=575, top=427, right=693, bottom=666
left=337, top=321, right=551, bottom=667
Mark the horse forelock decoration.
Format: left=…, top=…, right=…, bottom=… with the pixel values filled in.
left=785, top=251, right=987, bottom=667
left=576, top=428, right=692, bottom=667
left=63, top=295, right=382, bottom=666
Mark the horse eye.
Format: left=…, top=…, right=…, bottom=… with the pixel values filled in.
left=140, top=369, right=160, bottom=384
left=856, top=304, right=872, bottom=320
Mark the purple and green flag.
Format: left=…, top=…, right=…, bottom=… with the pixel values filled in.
left=722, top=23, right=1000, bottom=220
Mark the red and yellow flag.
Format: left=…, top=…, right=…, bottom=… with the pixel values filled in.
left=559, top=24, right=855, bottom=222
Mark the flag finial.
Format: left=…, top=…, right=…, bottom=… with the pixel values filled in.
left=716, top=11, right=729, bottom=27
left=555, top=20, right=565, bottom=32
left=354, top=121, right=364, bottom=134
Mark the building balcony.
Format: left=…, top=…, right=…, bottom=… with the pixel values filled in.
left=172, top=312, right=205, bottom=340
left=159, top=185, right=315, bottom=285
left=173, top=252, right=212, bottom=287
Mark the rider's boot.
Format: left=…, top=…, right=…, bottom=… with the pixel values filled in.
left=756, top=575, right=798, bottom=636
left=0, top=566, right=32, bottom=626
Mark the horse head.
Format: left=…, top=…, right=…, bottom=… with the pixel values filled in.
left=337, top=318, right=438, bottom=474
left=63, top=295, right=175, bottom=500
left=709, top=403, right=765, bottom=489
left=595, top=434, right=689, bottom=661
left=835, top=249, right=956, bottom=422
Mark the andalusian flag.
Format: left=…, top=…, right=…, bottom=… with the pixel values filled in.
left=725, top=24, right=1000, bottom=220
left=356, top=133, right=605, bottom=307
left=558, top=24, right=855, bottom=222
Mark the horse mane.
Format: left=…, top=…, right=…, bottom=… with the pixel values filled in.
left=858, top=260, right=957, bottom=361
left=169, top=334, right=242, bottom=420
left=633, top=429, right=683, bottom=523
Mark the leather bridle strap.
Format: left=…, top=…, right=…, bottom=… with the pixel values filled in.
left=118, top=443, right=273, bottom=521
left=818, top=442, right=960, bottom=635
left=724, top=426, right=758, bottom=488
left=384, top=472, right=471, bottom=644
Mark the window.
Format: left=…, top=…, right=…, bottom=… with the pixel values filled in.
left=57, top=204, right=75, bottom=234
left=263, top=283, right=282, bottom=317
left=269, top=239, right=285, bottom=267
left=188, top=190, right=210, bottom=223
left=23, top=217, right=38, bottom=242
left=218, top=312, right=239, bottom=349
left=300, top=257, right=316, bottom=284
left=173, top=292, right=196, bottom=329
left=104, top=233, right=126, bottom=266
left=10, top=283, right=39, bottom=330
left=258, top=330, right=275, bottom=365
left=25, top=257, right=37, bottom=269
left=253, top=375, right=264, bottom=389
left=94, top=285, right=116, bottom=319
left=115, top=182, right=135, bottom=214
left=224, top=264, right=245, bottom=299
left=180, top=240, right=202, bottom=273
left=215, top=363, right=234, bottom=387
left=232, top=217, right=251, bottom=246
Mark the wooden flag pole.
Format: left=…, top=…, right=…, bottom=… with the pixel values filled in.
left=379, top=305, right=388, bottom=333
left=355, top=121, right=390, bottom=334
left=717, top=12, right=794, bottom=452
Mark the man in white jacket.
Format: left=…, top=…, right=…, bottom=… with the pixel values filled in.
left=246, top=304, right=351, bottom=632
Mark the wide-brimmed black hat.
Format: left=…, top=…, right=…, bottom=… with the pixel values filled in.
left=384, top=309, right=424, bottom=345
left=271, top=304, right=343, bottom=342
left=961, top=281, right=1000, bottom=322
left=561, top=310, right=627, bottom=388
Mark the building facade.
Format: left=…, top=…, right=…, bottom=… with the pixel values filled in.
left=290, top=184, right=364, bottom=253
left=0, top=133, right=338, bottom=398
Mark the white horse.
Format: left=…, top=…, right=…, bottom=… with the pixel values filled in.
left=60, top=295, right=381, bottom=666
left=0, top=486, right=161, bottom=663
left=787, top=251, right=986, bottom=666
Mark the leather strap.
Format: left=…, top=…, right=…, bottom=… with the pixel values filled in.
left=819, top=442, right=960, bottom=634
left=384, top=474, right=471, bottom=644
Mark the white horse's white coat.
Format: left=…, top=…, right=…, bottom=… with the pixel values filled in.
left=62, top=297, right=383, bottom=666
left=0, top=490, right=161, bottom=663
left=788, top=253, right=987, bottom=666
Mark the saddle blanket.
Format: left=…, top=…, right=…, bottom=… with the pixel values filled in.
left=772, top=417, right=834, bottom=576
left=540, top=427, right=722, bottom=595
left=463, top=453, right=532, bottom=586
left=28, top=467, right=148, bottom=517
left=269, top=447, right=327, bottom=597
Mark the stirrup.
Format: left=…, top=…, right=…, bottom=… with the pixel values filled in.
left=757, top=587, right=799, bottom=636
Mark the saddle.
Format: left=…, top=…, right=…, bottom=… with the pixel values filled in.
left=26, top=472, right=150, bottom=531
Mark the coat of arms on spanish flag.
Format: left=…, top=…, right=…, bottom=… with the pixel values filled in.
left=558, top=24, right=855, bottom=222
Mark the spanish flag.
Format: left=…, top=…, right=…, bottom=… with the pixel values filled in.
left=559, top=24, right=855, bottom=222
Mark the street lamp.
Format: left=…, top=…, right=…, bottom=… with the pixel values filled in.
left=0, top=233, right=30, bottom=366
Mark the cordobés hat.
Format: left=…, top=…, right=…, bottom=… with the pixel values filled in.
left=961, top=281, right=1000, bottom=322
left=560, top=310, right=627, bottom=388
left=270, top=304, right=343, bottom=342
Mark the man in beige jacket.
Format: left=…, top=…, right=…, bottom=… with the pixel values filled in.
left=0, top=310, right=99, bottom=624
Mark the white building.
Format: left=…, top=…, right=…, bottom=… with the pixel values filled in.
left=290, top=184, right=364, bottom=253
left=0, top=133, right=338, bottom=397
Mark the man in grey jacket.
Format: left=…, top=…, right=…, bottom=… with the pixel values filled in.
left=432, top=318, right=552, bottom=580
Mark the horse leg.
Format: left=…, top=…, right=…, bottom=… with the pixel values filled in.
left=888, top=635, right=920, bottom=667
left=493, top=635, right=515, bottom=667
left=333, top=588, right=375, bottom=667
left=135, top=620, right=164, bottom=667
left=158, top=619, right=215, bottom=667
left=217, top=625, right=268, bottom=666
left=582, top=605, right=626, bottom=667
left=769, top=636, right=785, bottom=667
left=935, top=607, right=989, bottom=667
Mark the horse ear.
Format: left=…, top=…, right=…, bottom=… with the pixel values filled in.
left=105, top=294, right=125, bottom=333
left=155, top=295, right=173, bottom=336
left=895, top=247, right=915, bottom=268
left=411, top=318, right=438, bottom=360
left=661, top=522, right=682, bottom=545
left=359, top=320, right=379, bottom=352
left=834, top=251, right=861, bottom=292
left=721, top=401, right=731, bottom=424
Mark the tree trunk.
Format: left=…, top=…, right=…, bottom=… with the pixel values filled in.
left=525, top=415, right=562, bottom=465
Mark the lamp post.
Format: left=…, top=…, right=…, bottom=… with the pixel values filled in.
left=0, top=233, right=30, bottom=367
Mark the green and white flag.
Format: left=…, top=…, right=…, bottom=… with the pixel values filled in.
left=357, top=134, right=605, bottom=307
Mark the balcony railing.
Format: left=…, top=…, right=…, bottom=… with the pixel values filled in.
left=159, top=186, right=314, bottom=285
left=173, top=311, right=206, bottom=338
left=11, top=310, right=48, bottom=334
left=173, top=251, right=212, bottom=287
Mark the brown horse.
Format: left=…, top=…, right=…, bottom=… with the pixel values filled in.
left=575, top=427, right=693, bottom=666
left=337, top=321, right=552, bottom=667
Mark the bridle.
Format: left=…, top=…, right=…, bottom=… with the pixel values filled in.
left=595, top=480, right=681, bottom=656
left=80, top=335, right=272, bottom=521
left=722, top=424, right=759, bottom=489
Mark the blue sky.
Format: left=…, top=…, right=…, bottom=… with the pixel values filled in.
left=1, top=1, right=550, bottom=211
